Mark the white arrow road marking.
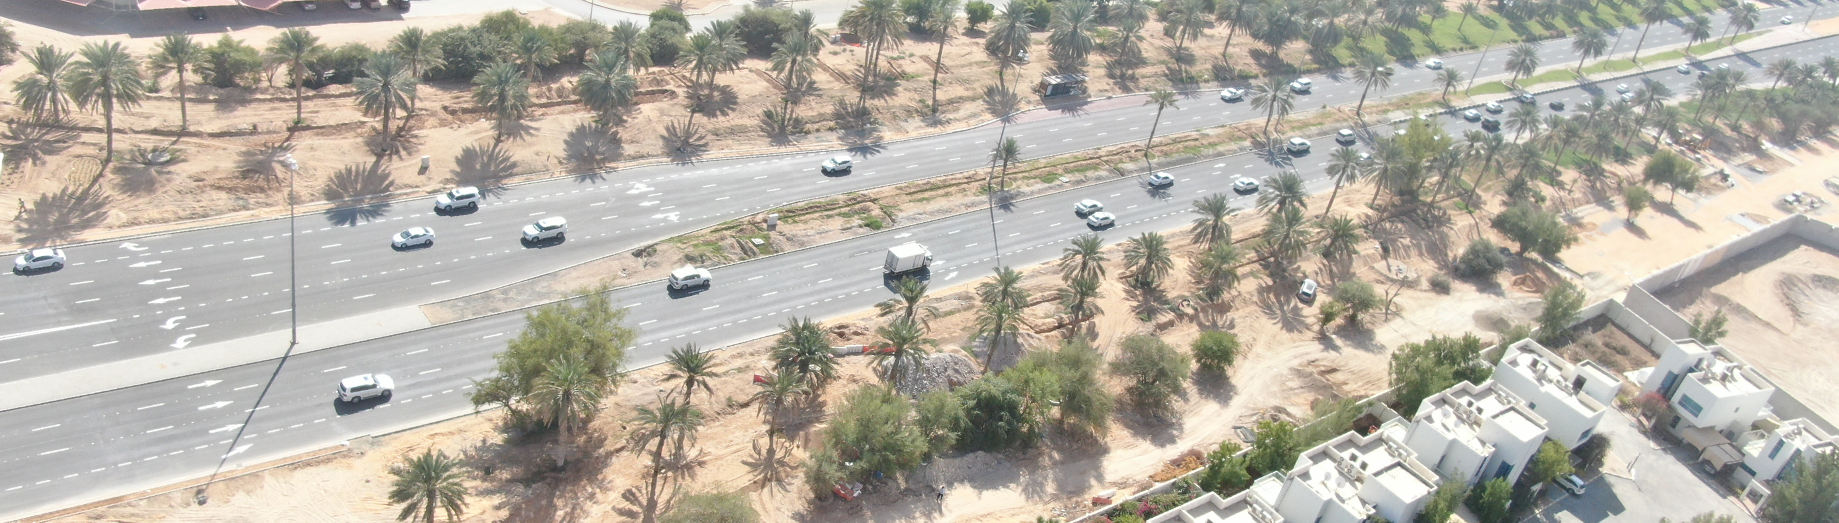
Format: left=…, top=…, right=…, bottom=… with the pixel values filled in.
left=223, top=444, right=252, bottom=458
left=139, top=278, right=172, bottom=285
left=638, top=201, right=661, bottom=206
left=128, top=261, right=162, bottom=268
left=160, top=316, right=187, bottom=330
left=653, top=212, right=681, bottom=222
left=120, top=242, right=147, bottom=251
left=942, top=271, right=959, bottom=281
left=894, top=233, right=912, bottom=238
left=171, top=334, right=196, bottom=349
left=0, top=319, right=117, bottom=342
left=197, top=401, right=233, bottom=411
left=186, top=379, right=221, bottom=389
left=149, top=297, right=182, bottom=304
left=210, top=424, right=243, bottom=434
left=626, top=183, right=655, bottom=194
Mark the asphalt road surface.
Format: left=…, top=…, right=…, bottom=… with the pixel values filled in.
left=3, top=19, right=1834, bottom=523
left=0, top=4, right=1808, bottom=383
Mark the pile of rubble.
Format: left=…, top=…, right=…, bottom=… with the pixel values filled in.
left=896, top=352, right=979, bottom=397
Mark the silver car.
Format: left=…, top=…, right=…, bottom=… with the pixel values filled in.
left=391, top=227, right=435, bottom=248
left=1074, top=199, right=1104, bottom=215
left=522, top=217, right=568, bottom=242
left=13, top=248, right=65, bottom=272
left=1085, top=212, right=1115, bottom=228
left=1219, top=88, right=1245, bottom=101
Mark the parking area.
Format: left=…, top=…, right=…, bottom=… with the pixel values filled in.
left=1528, top=410, right=1755, bottom=523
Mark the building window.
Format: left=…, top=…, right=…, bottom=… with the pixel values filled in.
left=1770, top=440, right=1787, bottom=460
left=1678, top=395, right=1705, bottom=417
left=1579, top=428, right=1593, bottom=444
left=1741, top=463, right=1758, bottom=476
left=1494, top=461, right=1514, bottom=479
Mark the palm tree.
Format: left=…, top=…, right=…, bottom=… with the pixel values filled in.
left=978, top=265, right=1030, bottom=308
left=1435, top=68, right=1464, bottom=101
left=69, top=41, right=147, bottom=166
left=1048, top=0, right=1098, bottom=71
left=388, top=27, right=444, bottom=115
left=1504, top=42, right=1541, bottom=85
left=12, top=44, right=75, bottom=122
left=1060, top=234, right=1108, bottom=282
left=1188, top=193, right=1234, bottom=249
left=1767, top=57, right=1799, bottom=90
left=1213, top=0, right=1248, bottom=62
left=1724, top=2, right=1760, bottom=44
left=663, top=344, right=718, bottom=404
left=1142, top=89, right=1179, bottom=166
left=1058, top=275, right=1104, bottom=326
left=1455, top=0, right=1480, bottom=31
left=1163, top=0, right=1208, bottom=80
left=1350, top=52, right=1391, bottom=118
left=512, top=28, right=558, bottom=80
left=1571, top=27, right=1608, bottom=72
left=607, top=21, right=654, bottom=71
left=530, top=355, right=606, bottom=468
left=1682, top=15, right=1713, bottom=56
left=1322, top=147, right=1365, bottom=218
left=682, top=27, right=745, bottom=90
left=631, top=399, right=704, bottom=516
left=149, top=34, right=202, bottom=132
left=768, top=33, right=821, bottom=129
left=355, top=52, right=417, bottom=147
left=1256, top=171, right=1308, bottom=215
left=577, top=49, right=637, bottom=124
left=1820, top=56, right=1839, bottom=87
left=750, top=370, right=807, bottom=459
left=985, top=0, right=1034, bottom=92
left=874, top=318, right=934, bottom=385
left=1628, top=0, right=1671, bottom=64
left=265, top=28, right=324, bottom=126
left=1190, top=243, right=1242, bottom=302
left=1121, top=231, right=1174, bottom=290
left=989, top=136, right=1022, bottom=190
left=926, top=0, right=960, bottom=115
left=1250, top=75, right=1295, bottom=144
left=1507, top=101, right=1542, bottom=140
left=876, top=277, right=940, bottom=325
left=387, top=449, right=469, bottom=523
left=1317, top=216, right=1363, bottom=259
left=1632, top=78, right=1672, bottom=120
left=771, top=316, right=838, bottom=389
left=1259, top=206, right=1314, bottom=268
left=975, top=300, right=1022, bottom=372
left=471, top=62, right=531, bottom=142
left=841, top=0, right=905, bottom=98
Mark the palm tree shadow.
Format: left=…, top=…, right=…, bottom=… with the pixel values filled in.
left=563, top=122, right=624, bottom=178
left=1124, top=284, right=1169, bottom=322
left=1253, top=280, right=1309, bottom=333
left=982, top=84, right=1022, bottom=119
left=831, top=99, right=882, bottom=148
left=494, top=118, right=538, bottom=144
left=687, top=83, right=740, bottom=120
left=1652, top=201, right=1704, bottom=231
left=321, top=162, right=396, bottom=227
left=15, top=185, right=113, bottom=247
left=450, top=143, right=520, bottom=198
left=237, top=141, right=296, bottom=186
left=662, top=120, right=709, bottom=162
left=742, top=436, right=797, bottom=486
left=3, top=120, right=78, bottom=166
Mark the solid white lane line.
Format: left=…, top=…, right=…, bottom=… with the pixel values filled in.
left=431, top=280, right=450, bottom=285
left=320, top=244, right=341, bottom=248
left=323, top=366, right=347, bottom=373
left=243, top=255, right=265, bottom=260
left=419, top=368, right=441, bottom=375
left=251, top=272, right=273, bottom=277
left=136, top=403, right=165, bottom=410
left=68, top=281, right=93, bottom=286
left=31, top=424, right=59, bottom=432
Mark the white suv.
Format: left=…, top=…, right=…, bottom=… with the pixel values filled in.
left=14, top=248, right=66, bottom=272
left=522, top=217, right=568, bottom=242
left=821, top=155, right=854, bottom=174
left=1286, top=137, right=1312, bottom=153
left=1073, top=199, right=1104, bottom=215
left=434, top=187, right=481, bottom=211
left=1288, top=78, right=1313, bottom=93
left=337, top=374, right=394, bottom=402
left=669, top=266, right=713, bottom=289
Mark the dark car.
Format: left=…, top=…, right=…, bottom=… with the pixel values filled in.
left=389, top=0, right=409, bottom=9
left=1480, top=117, right=1501, bottom=132
left=1547, top=100, right=1565, bottom=111
left=188, top=7, right=207, bottom=19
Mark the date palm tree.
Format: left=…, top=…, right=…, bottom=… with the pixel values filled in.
left=1058, top=275, right=1104, bottom=327
left=1142, top=88, right=1179, bottom=166
left=663, top=343, right=718, bottom=405
left=1507, top=101, right=1542, bottom=140
left=1767, top=57, right=1799, bottom=90
left=1350, top=52, right=1391, bottom=118
left=13, top=44, right=75, bottom=122
left=387, top=449, right=469, bottom=523
left=1317, top=215, right=1363, bottom=259
left=1060, top=234, right=1108, bottom=282
left=750, top=371, right=807, bottom=459
left=1188, top=193, right=1234, bottom=249
left=926, top=0, right=960, bottom=114
left=69, top=41, right=146, bottom=166
left=471, top=62, right=531, bottom=142
left=975, top=300, right=1021, bottom=373
left=979, top=265, right=1030, bottom=308
left=265, top=28, right=324, bottom=126
left=530, top=355, right=606, bottom=468
left=388, top=27, right=443, bottom=115
left=1820, top=56, right=1839, bottom=87
left=1256, top=171, right=1308, bottom=216
left=1681, top=15, right=1713, bottom=56
left=1121, top=231, right=1174, bottom=290
left=989, top=136, right=1022, bottom=190
left=1259, top=206, right=1314, bottom=269
left=876, top=276, right=940, bottom=325
left=840, top=0, right=905, bottom=99
left=681, top=28, right=744, bottom=90
left=1250, top=75, right=1295, bottom=145
left=1455, top=1, right=1480, bottom=31
left=1163, top=0, right=1207, bottom=81
left=874, top=318, right=934, bottom=385
left=1213, top=0, right=1248, bottom=61
left=985, top=0, right=1034, bottom=92
left=1322, top=146, right=1366, bottom=219
left=1628, top=0, right=1671, bottom=64
left=355, top=52, right=417, bottom=147
left=1504, top=42, right=1541, bottom=85
left=512, top=28, right=558, bottom=81
left=771, top=316, right=838, bottom=390
left=1190, top=243, right=1243, bottom=303
left=1571, top=27, right=1607, bottom=72
left=1048, top=0, right=1098, bottom=71
left=1435, top=68, right=1464, bottom=101
left=1723, top=2, right=1759, bottom=44
left=577, top=49, right=637, bottom=124
left=149, top=34, right=202, bottom=132
left=631, top=398, right=703, bottom=517
left=606, top=21, right=653, bottom=71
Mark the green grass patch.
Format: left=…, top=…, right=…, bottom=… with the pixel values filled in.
left=1465, top=81, right=1513, bottom=96
left=1337, top=0, right=1728, bottom=64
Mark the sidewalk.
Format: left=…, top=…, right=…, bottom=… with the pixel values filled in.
left=0, top=306, right=431, bottom=412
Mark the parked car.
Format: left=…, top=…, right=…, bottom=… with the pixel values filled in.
left=1336, top=128, right=1357, bottom=144
left=391, top=227, right=435, bottom=248
left=1423, top=58, right=1444, bottom=69
left=522, top=217, right=568, bottom=242
left=1146, top=172, right=1174, bottom=187
left=1219, top=88, right=1245, bottom=101
left=820, top=155, right=853, bottom=174
left=13, top=248, right=65, bottom=272
left=1297, top=279, right=1319, bottom=304
left=668, top=266, right=713, bottom=289
left=1074, top=199, right=1104, bottom=215
left=1553, top=474, right=1587, bottom=495
left=1233, top=178, right=1261, bottom=193
left=1286, top=137, right=1311, bottom=153
left=1085, top=211, right=1115, bottom=228
left=389, top=0, right=409, bottom=9
left=434, top=186, right=481, bottom=210
left=336, top=374, right=394, bottom=403
left=346, top=0, right=362, bottom=8
left=1288, top=78, right=1313, bottom=93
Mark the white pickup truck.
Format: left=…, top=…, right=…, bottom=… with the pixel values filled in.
left=884, top=243, right=932, bottom=274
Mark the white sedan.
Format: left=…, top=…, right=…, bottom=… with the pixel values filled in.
left=1615, top=83, right=1631, bottom=93
left=1219, top=88, right=1245, bottom=101
left=1233, top=178, right=1261, bottom=193
left=391, top=227, right=435, bottom=248
left=1289, top=78, right=1314, bottom=93
left=1074, top=199, right=1104, bottom=214
left=1423, top=58, right=1444, bottom=69
left=13, top=248, right=65, bottom=272
left=1085, top=212, right=1116, bottom=228
left=1146, top=172, right=1174, bottom=187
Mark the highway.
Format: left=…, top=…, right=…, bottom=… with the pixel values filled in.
left=0, top=4, right=1802, bottom=384
left=4, top=16, right=1836, bottom=522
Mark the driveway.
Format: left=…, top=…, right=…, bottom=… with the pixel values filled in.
left=1529, top=410, right=1755, bottom=523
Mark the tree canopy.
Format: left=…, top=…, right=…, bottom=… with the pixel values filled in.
left=1388, top=333, right=1492, bottom=416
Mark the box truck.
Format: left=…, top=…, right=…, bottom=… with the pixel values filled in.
left=884, top=243, right=932, bottom=274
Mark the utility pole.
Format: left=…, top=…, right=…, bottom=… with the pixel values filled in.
left=1467, top=20, right=1506, bottom=91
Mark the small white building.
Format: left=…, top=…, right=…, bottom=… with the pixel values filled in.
left=1270, top=420, right=1440, bottom=523
left=1404, top=380, right=1550, bottom=487
left=1734, top=418, right=1838, bottom=483
left=1147, top=484, right=1284, bottom=523
left=1638, top=339, right=1775, bottom=436
left=1491, top=340, right=1617, bottom=449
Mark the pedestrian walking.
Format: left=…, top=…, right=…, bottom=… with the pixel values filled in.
left=937, top=485, right=947, bottom=502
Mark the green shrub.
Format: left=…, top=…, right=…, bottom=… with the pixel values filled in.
left=1191, top=331, right=1240, bottom=373
left=1429, top=274, right=1452, bottom=293
left=1455, top=238, right=1506, bottom=279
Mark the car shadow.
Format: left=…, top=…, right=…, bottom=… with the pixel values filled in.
left=519, top=236, right=566, bottom=249
left=882, top=270, right=931, bottom=292
left=11, top=265, right=64, bottom=276
left=431, top=204, right=479, bottom=217
left=390, top=241, right=434, bottom=252
left=666, top=284, right=713, bottom=299
left=332, top=396, right=389, bottom=416
left=822, top=167, right=853, bottom=178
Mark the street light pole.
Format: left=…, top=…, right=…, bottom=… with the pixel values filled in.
left=1467, top=21, right=1505, bottom=91
left=985, top=125, right=1009, bottom=267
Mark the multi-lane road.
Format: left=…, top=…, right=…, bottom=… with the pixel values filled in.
left=3, top=8, right=1834, bottom=520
